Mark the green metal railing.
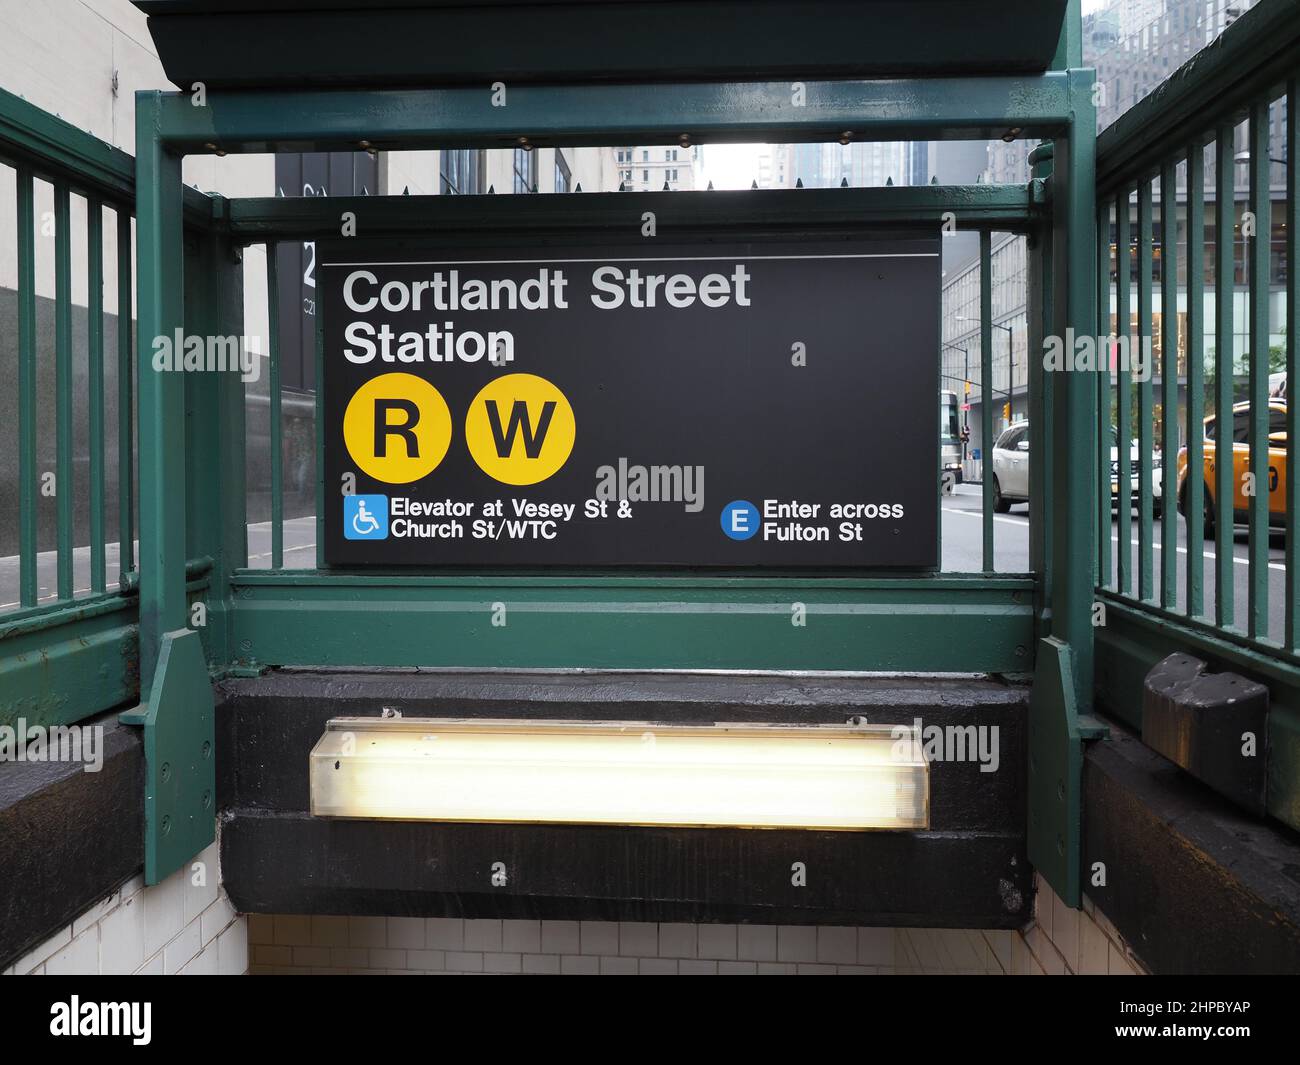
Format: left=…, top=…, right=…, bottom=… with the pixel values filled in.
left=0, top=85, right=212, bottom=731
left=1092, top=0, right=1300, bottom=830
left=1, top=88, right=140, bottom=734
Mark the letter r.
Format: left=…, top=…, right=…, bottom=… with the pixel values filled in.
left=374, top=398, right=420, bottom=458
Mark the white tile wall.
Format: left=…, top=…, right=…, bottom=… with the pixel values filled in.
left=243, top=874, right=1147, bottom=976
left=3, top=864, right=1143, bottom=977
left=3, top=842, right=247, bottom=976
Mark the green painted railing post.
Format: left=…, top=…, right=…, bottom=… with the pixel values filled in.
left=1055, top=68, right=1098, bottom=713
left=183, top=204, right=248, bottom=670
left=1029, top=64, right=1103, bottom=910
left=134, top=90, right=188, bottom=688
left=1027, top=143, right=1054, bottom=642
left=122, top=90, right=216, bottom=885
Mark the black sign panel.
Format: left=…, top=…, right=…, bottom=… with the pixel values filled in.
left=321, top=235, right=939, bottom=567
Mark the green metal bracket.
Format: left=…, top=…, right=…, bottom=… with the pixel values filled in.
left=120, top=628, right=215, bottom=885
left=1027, top=635, right=1108, bottom=907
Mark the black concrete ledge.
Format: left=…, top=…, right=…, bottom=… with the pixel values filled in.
left=223, top=812, right=1029, bottom=926
left=1083, top=722, right=1300, bottom=974
left=218, top=669, right=1031, bottom=926
left=0, top=712, right=143, bottom=970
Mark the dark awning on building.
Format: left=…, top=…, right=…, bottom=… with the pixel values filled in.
left=132, top=1, right=1070, bottom=90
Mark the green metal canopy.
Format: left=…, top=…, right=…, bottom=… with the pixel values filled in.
left=132, top=0, right=1070, bottom=89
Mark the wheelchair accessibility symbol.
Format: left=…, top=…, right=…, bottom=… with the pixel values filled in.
left=344, top=495, right=389, bottom=540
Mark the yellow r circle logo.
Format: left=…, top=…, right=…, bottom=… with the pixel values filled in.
left=343, top=372, right=452, bottom=484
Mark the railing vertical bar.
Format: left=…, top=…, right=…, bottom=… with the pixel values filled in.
left=16, top=168, right=38, bottom=608
left=1097, top=200, right=1112, bottom=591
left=1287, top=79, right=1299, bottom=652
left=117, top=209, right=135, bottom=578
left=1115, top=189, right=1133, bottom=596
left=1214, top=124, right=1236, bottom=629
left=979, top=229, right=994, bottom=572
left=87, top=198, right=106, bottom=594
left=54, top=182, right=73, bottom=601
left=267, top=244, right=283, bottom=569
left=1186, top=143, right=1206, bottom=619
left=1247, top=99, right=1271, bottom=640
left=1137, top=177, right=1154, bottom=602
left=1160, top=159, right=1178, bottom=609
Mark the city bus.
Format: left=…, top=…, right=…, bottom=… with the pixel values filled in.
left=941, top=389, right=963, bottom=485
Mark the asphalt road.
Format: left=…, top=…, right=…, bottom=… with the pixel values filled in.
left=942, top=482, right=1289, bottom=640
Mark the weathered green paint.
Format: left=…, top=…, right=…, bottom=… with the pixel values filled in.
left=16, top=166, right=36, bottom=608
left=1096, top=200, right=1111, bottom=589
left=980, top=230, right=995, bottom=570
left=1136, top=178, right=1154, bottom=602
left=1027, top=147, right=1053, bottom=636
left=0, top=596, right=139, bottom=730
left=1185, top=144, right=1206, bottom=619
left=153, top=76, right=1075, bottom=154
left=1114, top=188, right=1132, bottom=596
left=1215, top=127, right=1236, bottom=628
left=1247, top=100, right=1271, bottom=641
left=117, top=208, right=135, bottom=579
left=135, top=92, right=188, bottom=692
left=119, top=628, right=215, bottom=885
left=1028, top=636, right=1105, bottom=908
left=1160, top=160, right=1178, bottom=610
left=182, top=220, right=247, bottom=672
left=87, top=197, right=106, bottom=594
left=54, top=182, right=73, bottom=601
left=1031, top=69, right=1100, bottom=906
left=1288, top=81, right=1299, bottom=653
left=228, top=575, right=1036, bottom=675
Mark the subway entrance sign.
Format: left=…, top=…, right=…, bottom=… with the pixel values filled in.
left=321, top=234, right=939, bottom=567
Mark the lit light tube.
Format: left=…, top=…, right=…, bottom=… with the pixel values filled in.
left=310, top=717, right=929, bottom=830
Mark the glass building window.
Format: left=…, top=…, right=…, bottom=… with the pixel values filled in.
left=513, top=148, right=536, bottom=193
left=554, top=149, right=572, bottom=194
left=440, top=149, right=485, bottom=195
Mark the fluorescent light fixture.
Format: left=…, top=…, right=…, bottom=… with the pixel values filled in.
left=310, top=717, right=929, bottom=830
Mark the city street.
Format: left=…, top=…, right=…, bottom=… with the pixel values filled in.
left=943, top=483, right=1289, bottom=639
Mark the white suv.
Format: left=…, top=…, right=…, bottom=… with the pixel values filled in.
left=989, top=423, right=1162, bottom=514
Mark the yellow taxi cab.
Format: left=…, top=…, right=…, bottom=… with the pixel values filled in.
left=1176, top=398, right=1288, bottom=536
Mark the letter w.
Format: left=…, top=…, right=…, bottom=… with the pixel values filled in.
left=485, top=400, right=555, bottom=458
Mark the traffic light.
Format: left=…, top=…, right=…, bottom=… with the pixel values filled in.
left=1002, top=402, right=1011, bottom=421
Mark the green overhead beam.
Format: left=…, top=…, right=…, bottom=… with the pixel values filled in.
left=148, top=74, right=1073, bottom=154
